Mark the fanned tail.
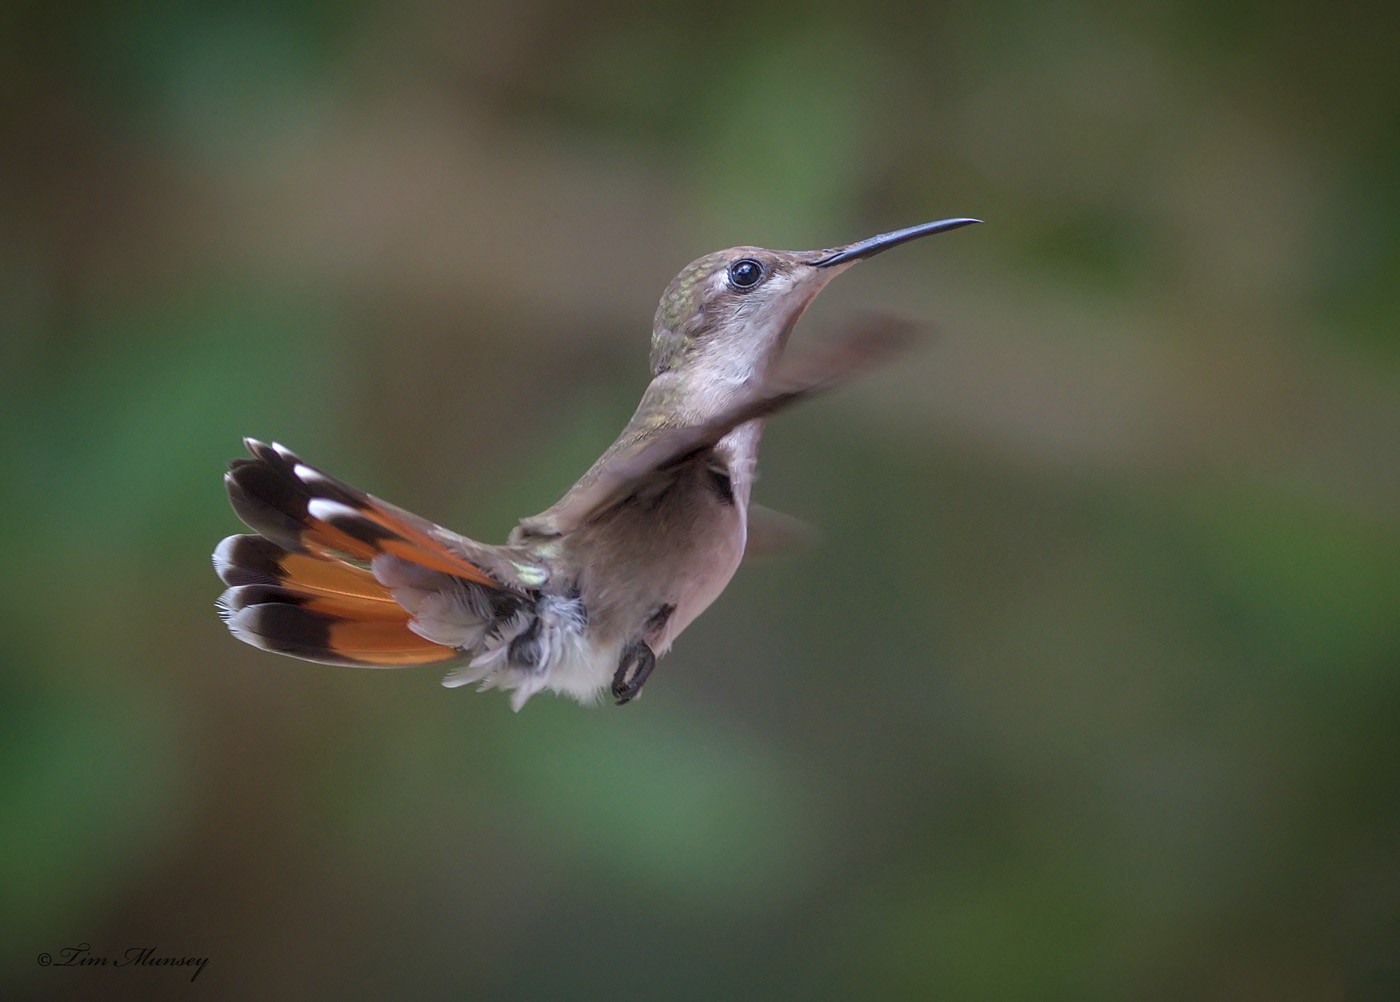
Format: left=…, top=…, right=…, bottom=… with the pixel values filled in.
left=214, top=439, right=531, bottom=669
left=214, top=534, right=460, bottom=667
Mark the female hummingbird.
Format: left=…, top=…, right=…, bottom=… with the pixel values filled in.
left=214, top=218, right=979, bottom=709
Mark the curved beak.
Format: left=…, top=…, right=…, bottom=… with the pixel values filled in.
left=809, top=217, right=981, bottom=268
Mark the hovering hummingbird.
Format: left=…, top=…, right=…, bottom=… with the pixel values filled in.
left=214, top=218, right=980, bottom=709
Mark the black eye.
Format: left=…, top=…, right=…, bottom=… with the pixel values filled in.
left=727, top=258, right=765, bottom=291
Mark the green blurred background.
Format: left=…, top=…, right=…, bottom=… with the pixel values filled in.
left=3, top=0, right=1397, bottom=999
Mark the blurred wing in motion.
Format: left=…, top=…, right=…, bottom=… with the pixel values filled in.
left=744, top=504, right=818, bottom=560
left=519, top=314, right=917, bottom=538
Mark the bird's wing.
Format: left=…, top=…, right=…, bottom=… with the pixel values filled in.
left=517, top=314, right=916, bottom=538
left=743, top=503, right=818, bottom=559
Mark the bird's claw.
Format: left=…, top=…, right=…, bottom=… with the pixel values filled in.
left=611, top=640, right=656, bottom=705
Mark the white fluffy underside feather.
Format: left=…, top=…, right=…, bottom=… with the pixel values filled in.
left=372, top=554, right=611, bottom=711
left=439, top=595, right=612, bottom=712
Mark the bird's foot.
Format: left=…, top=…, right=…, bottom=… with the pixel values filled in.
left=611, top=640, right=656, bottom=705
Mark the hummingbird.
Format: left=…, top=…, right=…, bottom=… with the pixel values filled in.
left=214, top=217, right=980, bottom=709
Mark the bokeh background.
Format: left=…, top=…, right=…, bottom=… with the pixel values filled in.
left=3, top=0, right=1397, bottom=999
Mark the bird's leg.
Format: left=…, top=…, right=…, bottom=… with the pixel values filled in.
left=611, top=639, right=656, bottom=705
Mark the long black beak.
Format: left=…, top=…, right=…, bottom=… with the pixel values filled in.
left=809, top=217, right=981, bottom=268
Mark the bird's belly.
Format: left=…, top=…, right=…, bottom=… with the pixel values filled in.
left=656, top=509, right=747, bottom=650
left=571, top=485, right=748, bottom=653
